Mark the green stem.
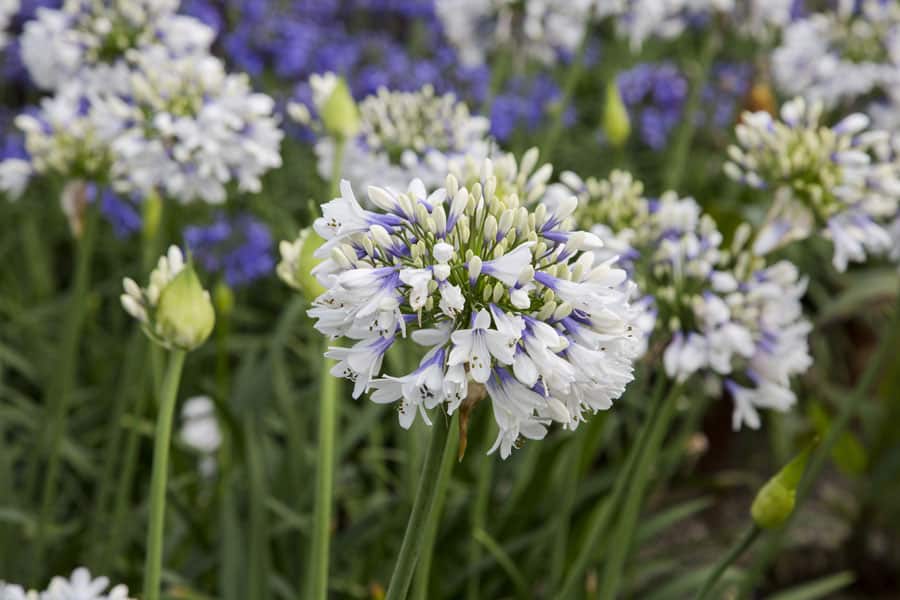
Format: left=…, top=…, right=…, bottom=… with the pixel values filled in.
left=466, top=421, right=494, bottom=600
left=662, top=30, right=719, bottom=190
left=412, top=413, right=459, bottom=600
left=597, top=384, right=681, bottom=600
left=143, top=349, right=186, bottom=600
left=541, top=26, right=591, bottom=159
left=385, top=414, right=455, bottom=600
left=550, top=436, right=586, bottom=589
left=740, top=286, right=900, bottom=597
left=306, top=340, right=340, bottom=600
left=30, top=203, right=99, bottom=575
left=558, top=376, right=669, bottom=598
left=694, top=525, right=760, bottom=600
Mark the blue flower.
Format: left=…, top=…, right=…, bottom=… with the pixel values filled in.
left=617, top=63, right=687, bottom=150
left=184, top=213, right=275, bottom=288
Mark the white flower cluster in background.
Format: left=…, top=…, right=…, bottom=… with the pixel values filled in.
left=291, top=154, right=642, bottom=458
left=180, top=395, right=221, bottom=477
left=435, top=0, right=594, bottom=67
left=611, top=0, right=796, bottom=49
left=313, top=82, right=489, bottom=195
left=551, top=169, right=812, bottom=430
left=726, top=97, right=900, bottom=271
left=1, top=567, right=133, bottom=600
left=773, top=0, right=900, bottom=111
left=0, top=0, right=282, bottom=205
left=21, top=0, right=213, bottom=91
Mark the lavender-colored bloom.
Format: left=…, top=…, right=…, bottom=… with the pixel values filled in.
left=698, top=62, right=752, bottom=128
left=617, top=63, right=687, bottom=150
left=98, top=189, right=141, bottom=239
left=184, top=213, right=274, bottom=288
left=490, top=74, right=573, bottom=142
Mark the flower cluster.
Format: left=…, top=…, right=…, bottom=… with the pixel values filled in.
left=1, top=567, right=133, bottom=600
left=121, top=245, right=215, bottom=351
left=0, top=0, right=18, bottom=50
left=296, top=155, right=641, bottom=458
left=184, top=212, right=274, bottom=287
left=0, top=0, right=283, bottom=205
left=312, top=82, right=490, bottom=194
left=725, top=96, right=900, bottom=270
left=617, top=62, right=687, bottom=149
left=773, top=0, right=900, bottom=111
left=180, top=395, right=221, bottom=476
left=551, top=169, right=812, bottom=429
left=21, top=0, right=213, bottom=91
left=435, top=0, right=593, bottom=68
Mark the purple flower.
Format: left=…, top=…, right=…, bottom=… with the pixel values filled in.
left=617, top=63, right=687, bottom=150
left=184, top=213, right=274, bottom=288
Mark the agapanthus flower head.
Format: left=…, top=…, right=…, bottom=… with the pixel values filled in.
left=616, top=63, right=687, bottom=150
left=21, top=0, right=214, bottom=91
left=553, top=169, right=812, bottom=430
left=312, top=82, right=490, bottom=194
left=725, top=96, right=900, bottom=270
left=180, top=394, right=220, bottom=476
left=184, top=212, right=274, bottom=288
left=277, top=226, right=327, bottom=300
left=435, top=0, right=594, bottom=68
left=0, top=581, right=37, bottom=600
left=0, top=82, right=138, bottom=198
left=121, top=245, right=215, bottom=351
left=298, top=155, right=641, bottom=458
left=773, top=0, right=900, bottom=109
left=113, top=46, right=284, bottom=203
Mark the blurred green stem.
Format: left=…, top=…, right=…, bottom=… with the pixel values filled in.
left=466, top=419, right=494, bottom=600
left=412, top=413, right=460, bottom=600
left=662, top=30, right=720, bottom=190
left=307, top=341, right=340, bottom=600
left=385, top=413, right=455, bottom=600
left=143, top=349, right=186, bottom=600
left=541, top=25, right=591, bottom=159
left=558, top=376, right=669, bottom=598
left=740, top=286, right=900, bottom=596
left=693, top=525, right=760, bottom=600
left=597, top=384, right=681, bottom=600
left=30, top=203, right=99, bottom=576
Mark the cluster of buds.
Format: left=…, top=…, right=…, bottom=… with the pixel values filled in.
left=120, top=245, right=215, bottom=351
left=726, top=97, right=900, bottom=271
left=293, top=154, right=642, bottom=458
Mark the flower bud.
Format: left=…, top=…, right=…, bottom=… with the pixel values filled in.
left=603, top=80, right=631, bottom=148
left=213, top=281, right=234, bottom=319
left=277, top=227, right=327, bottom=300
left=317, top=75, right=359, bottom=140
left=751, top=441, right=816, bottom=529
left=155, top=264, right=215, bottom=351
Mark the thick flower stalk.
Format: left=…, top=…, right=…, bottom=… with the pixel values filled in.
left=301, top=77, right=490, bottom=195
left=21, top=0, right=214, bottom=92
left=725, top=97, right=900, bottom=271
left=553, top=169, right=813, bottom=429
left=303, top=155, right=641, bottom=459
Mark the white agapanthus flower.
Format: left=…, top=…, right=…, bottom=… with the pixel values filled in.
left=313, top=83, right=489, bottom=195
left=772, top=0, right=900, bottom=110
left=435, top=0, right=595, bottom=67
left=0, top=582, right=37, bottom=600
left=611, top=0, right=794, bottom=49
left=552, top=169, right=812, bottom=430
left=113, top=46, right=283, bottom=203
left=726, top=97, right=900, bottom=271
left=0, top=0, right=18, bottom=50
left=0, top=568, right=133, bottom=600
left=0, top=83, right=138, bottom=199
left=21, top=0, right=213, bottom=91
left=294, top=154, right=641, bottom=458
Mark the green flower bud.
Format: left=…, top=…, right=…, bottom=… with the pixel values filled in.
left=603, top=80, right=631, bottom=148
left=320, top=77, right=360, bottom=140
left=213, top=281, right=235, bottom=318
left=277, top=227, right=327, bottom=301
left=154, top=264, right=215, bottom=351
left=751, top=441, right=816, bottom=529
